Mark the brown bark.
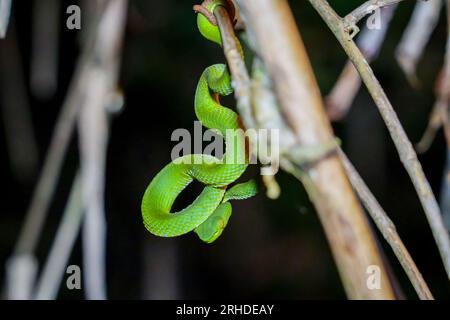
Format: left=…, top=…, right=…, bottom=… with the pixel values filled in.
left=233, top=0, right=395, bottom=299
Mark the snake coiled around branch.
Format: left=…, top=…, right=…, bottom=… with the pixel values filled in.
left=141, top=0, right=257, bottom=243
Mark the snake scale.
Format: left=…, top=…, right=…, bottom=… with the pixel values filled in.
left=141, top=0, right=257, bottom=243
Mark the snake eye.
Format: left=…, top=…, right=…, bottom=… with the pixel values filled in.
left=195, top=214, right=227, bottom=244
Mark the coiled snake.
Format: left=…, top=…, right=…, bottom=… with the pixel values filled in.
left=141, top=0, right=257, bottom=243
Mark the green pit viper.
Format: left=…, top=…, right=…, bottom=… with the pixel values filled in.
left=141, top=0, right=257, bottom=244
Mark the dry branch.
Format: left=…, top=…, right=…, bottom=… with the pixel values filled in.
left=218, top=4, right=433, bottom=298
left=229, top=10, right=432, bottom=299
left=228, top=0, right=395, bottom=299
left=344, top=0, right=411, bottom=34
left=339, top=151, right=433, bottom=299
left=214, top=6, right=255, bottom=131
left=77, top=0, right=127, bottom=300
left=309, top=0, right=450, bottom=282
left=34, top=174, right=83, bottom=300
left=327, top=5, right=397, bottom=120
left=396, top=0, right=443, bottom=86
left=7, top=0, right=127, bottom=300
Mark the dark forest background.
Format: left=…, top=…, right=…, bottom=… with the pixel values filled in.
left=0, top=0, right=449, bottom=299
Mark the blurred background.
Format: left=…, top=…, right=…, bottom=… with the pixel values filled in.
left=0, top=0, right=450, bottom=299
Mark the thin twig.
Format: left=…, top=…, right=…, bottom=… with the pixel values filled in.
left=34, top=174, right=83, bottom=300
left=79, top=71, right=110, bottom=300
left=214, top=6, right=255, bottom=131
left=339, top=150, right=434, bottom=299
left=327, top=5, right=397, bottom=121
left=395, top=0, right=443, bottom=87
left=309, top=0, right=450, bottom=281
left=344, top=0, right=411, bottom=35
left=416, top=102, right=443, bottom=153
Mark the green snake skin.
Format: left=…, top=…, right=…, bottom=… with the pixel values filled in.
left=141, top=0, right=257, bottom=243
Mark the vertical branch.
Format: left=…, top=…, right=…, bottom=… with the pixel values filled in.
left=79, top=70, right=110, bottom=300
left=78, top=0, right=127, bottom=300
left=214, top=6, right=255, bottom=130
left=232, top=0, right=395, bottom=299
left=309, top=0, right=450, bottom=281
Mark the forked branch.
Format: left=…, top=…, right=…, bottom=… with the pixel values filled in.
left=309, top=0, right=450, bottom=281
left=222, top=0, right=396, bottom=299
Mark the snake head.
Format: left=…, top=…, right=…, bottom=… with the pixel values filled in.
left=193, top=0, right=235, bottom=46
left=195, top=202, right=232, bottom=243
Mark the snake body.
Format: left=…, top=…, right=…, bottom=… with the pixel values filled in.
left=141, top=0, right=257, bottom=243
